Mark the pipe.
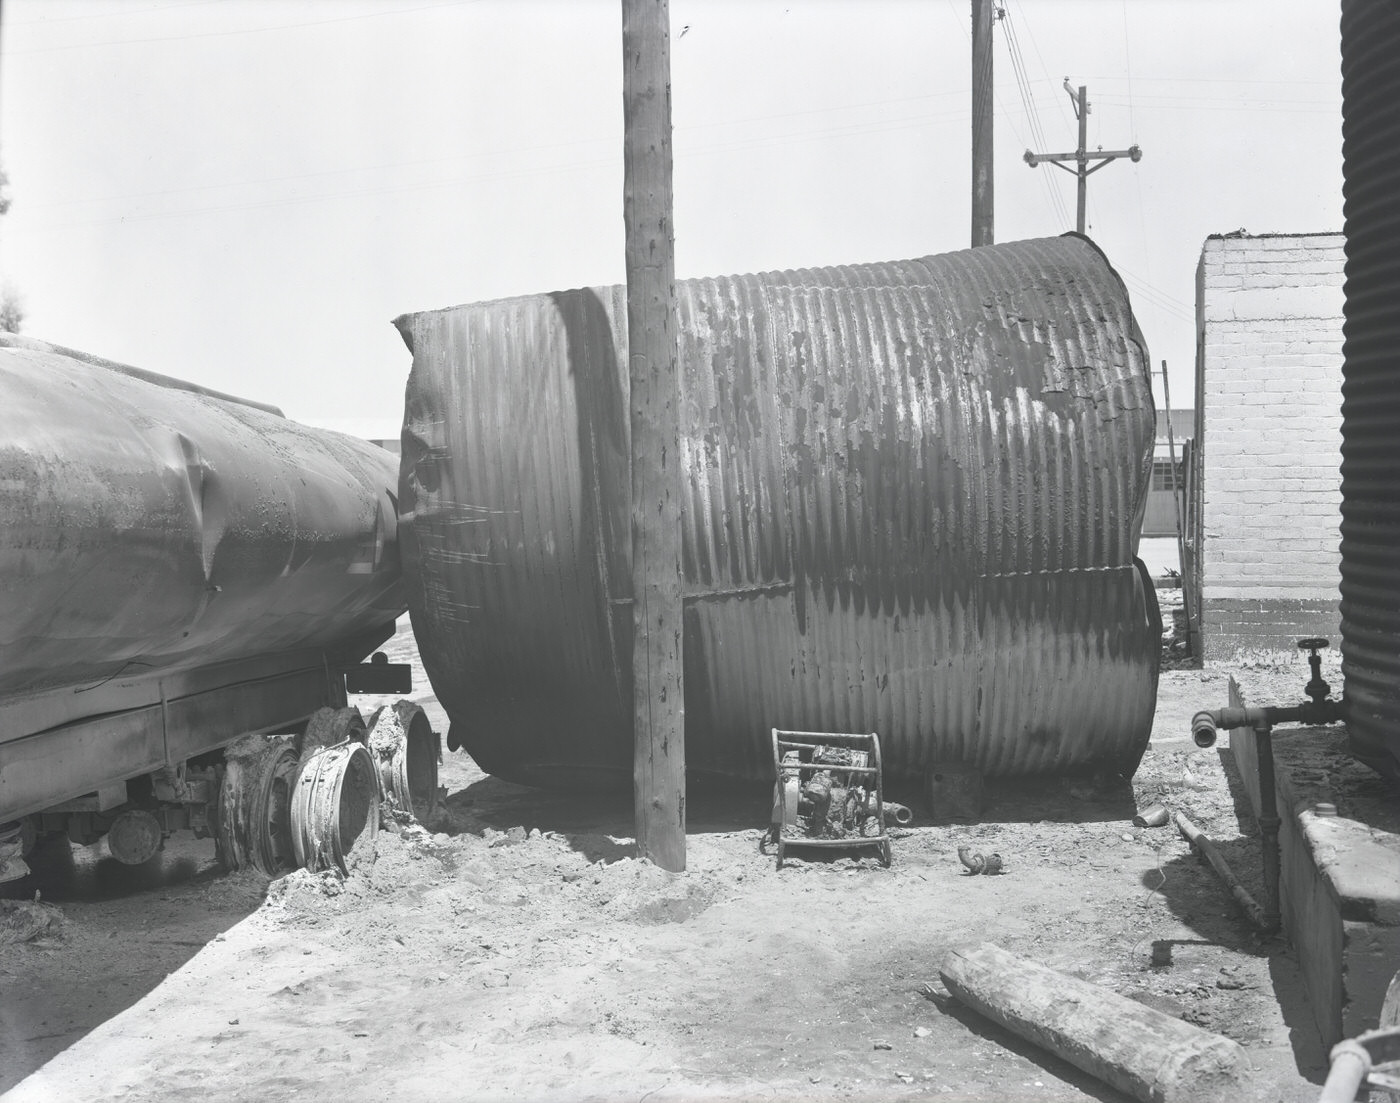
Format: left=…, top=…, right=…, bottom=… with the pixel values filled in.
left=1173, top=811, right=1273, bottom=932
left=1190, top=700, right=1344, bottom=749
left=1255, top=727, right=1282, bottom=932
left=882, top=801, right=914, bottom=826
left=1318, top=1039, right=1370, bottom=1103
left=1187, top=674, right=1346, bottom=935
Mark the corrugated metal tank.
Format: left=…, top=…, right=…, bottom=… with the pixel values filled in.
left=397, top=234, right=1161, bottom=788
left=1339, top=0, right=1400, bottom=784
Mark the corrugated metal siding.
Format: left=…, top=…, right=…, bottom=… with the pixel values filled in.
left=397, top=234, right=1160, bottom=786
left=1339, top=0, right=1400, bottom=783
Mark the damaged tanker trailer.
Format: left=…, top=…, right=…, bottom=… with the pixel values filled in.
left=0, top=335, right=418, bottom=883
left=398, top=234, right=1162, bottom=796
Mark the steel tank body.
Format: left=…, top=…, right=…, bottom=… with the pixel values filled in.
left=0, top=335, right=404, bottom=699
left=1339, top=0, right=1400, bottom=783
left=397, top=235, right=1161, bottom=787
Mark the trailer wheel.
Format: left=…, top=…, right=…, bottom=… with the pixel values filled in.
left=216, top=734, right=299, bottom=875
left=366, top=701, right=440, bottom=822
left=291, top=742, right=379, bottom=874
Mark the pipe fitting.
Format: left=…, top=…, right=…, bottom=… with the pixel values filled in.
left=1191, top=712, right=1219, bottom=748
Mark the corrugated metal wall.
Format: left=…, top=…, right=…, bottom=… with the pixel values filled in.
left=397, top=234, right=1161, bottom=787
left=1339, top=0, right=1400, bottom=784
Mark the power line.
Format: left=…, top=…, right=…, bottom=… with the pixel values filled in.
left=23, top=106, right=988, bottom=233
left=1092, top=94, right=1336, bottom=114
left=29, top=88, right=978, bottom=213
left=1002, top=1, right=1074, bottom=132
left=1000, top=3, right=1070, bottom=230
left=5, top=0, right=225, bottom=26
left=1116, top=269, right=1194, bottom=323
left=4, top=1, right=470, bottom=54
left=1122, top=0, right=1157, bottom=331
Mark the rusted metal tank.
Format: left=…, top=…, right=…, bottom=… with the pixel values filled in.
left=1339, top=0, right=1400, bottom=783
left=0, top=334, right=404, bottom=702
left=397, top=234, right=1160, bottom=788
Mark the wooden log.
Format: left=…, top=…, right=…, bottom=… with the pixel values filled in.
left=940, top=943, right=1256, bottom=1103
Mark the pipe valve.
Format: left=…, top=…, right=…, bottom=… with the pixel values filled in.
left=1297, top=637, right=1332, bottom=706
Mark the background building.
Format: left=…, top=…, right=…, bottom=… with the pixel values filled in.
left=1189, top=231, right=1345, bottom=660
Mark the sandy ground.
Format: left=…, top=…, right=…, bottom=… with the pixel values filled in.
left=0, top=625, right=1336, bottom=1103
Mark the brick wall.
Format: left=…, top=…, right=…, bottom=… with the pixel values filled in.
left=1194, top=233, right=1345, bottom=659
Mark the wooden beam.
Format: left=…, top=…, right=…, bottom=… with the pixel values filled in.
left=941, top=943, right=1255, bottom=1103
left=622, top=0, right=685, bottom=871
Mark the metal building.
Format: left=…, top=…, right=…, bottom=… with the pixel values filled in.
left=1339, top=0, right=1400, bottom=783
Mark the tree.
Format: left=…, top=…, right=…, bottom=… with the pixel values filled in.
left=0, top=286, right=23, bottom=334
left=0, top=167, right=20, bottom=332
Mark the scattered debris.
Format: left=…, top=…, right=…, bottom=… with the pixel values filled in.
left=1216, top=967, right=1246, bottom=991
left=957, top=847, right=1004, bottom=875
left=267, top=867, right=346, bottom=904
left=0, top=896, right=67, bottom=946
left=1132, top=803, right=1170, bottom=828
left=0, top=823, right=29, bottom=884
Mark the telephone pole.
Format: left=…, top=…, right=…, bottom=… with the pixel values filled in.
left=1023, top=82, right=1141, bottom=235
left=970, top=0, right=995, bottom=246
left=621, top=0, right=686, bottom=872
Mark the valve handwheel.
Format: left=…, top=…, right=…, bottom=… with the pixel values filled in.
left=1296, top=638, right=1333, bottom=706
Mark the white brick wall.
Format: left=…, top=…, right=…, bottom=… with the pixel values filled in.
left=1196, top=233, right=1345, bottom=609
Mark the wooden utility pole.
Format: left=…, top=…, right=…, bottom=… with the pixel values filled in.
left=622, top=0, right=685, bottom=872
left=1159, top=360, right=1198, bottom=661
left=970, top=0, right=995, bottom=246
left=1023, top=83, right=1141, bottom=235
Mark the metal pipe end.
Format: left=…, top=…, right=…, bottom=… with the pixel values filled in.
left=1191, top=712, right=1219, bottom=748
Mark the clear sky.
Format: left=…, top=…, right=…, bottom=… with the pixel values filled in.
left=0, top=0, right=1343, bottom=439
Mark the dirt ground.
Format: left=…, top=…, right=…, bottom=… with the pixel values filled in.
left=0, top=618, right=1337, bottom=1102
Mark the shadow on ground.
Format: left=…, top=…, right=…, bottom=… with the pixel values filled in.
left=925, top=990, right=1134, bottom=1103
left=1135, top=794, right=1328, bottom=1081
left=439, top=766, right=1141, bottom=868
left=0, top=834, right=265, bottom=1094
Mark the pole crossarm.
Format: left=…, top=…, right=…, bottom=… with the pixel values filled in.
left=1024, top=147, right=1141, bottom=168
left=1022, top=83, right=1142, bottom=234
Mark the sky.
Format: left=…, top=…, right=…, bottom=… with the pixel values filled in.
left=0, top=0, right=1344, bottom=439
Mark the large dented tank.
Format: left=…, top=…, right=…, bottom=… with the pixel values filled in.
left=397, top=235, right=1161, bottom=787
left=0, top=335, right=404, bottom=701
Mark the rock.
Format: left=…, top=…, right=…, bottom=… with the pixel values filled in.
left=874, top=1040, right=893, bottom=1051
left=914, top=1026, right=932, bottom=1038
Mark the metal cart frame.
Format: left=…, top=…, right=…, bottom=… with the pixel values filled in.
left=769, top=728, right=891, bottom=868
